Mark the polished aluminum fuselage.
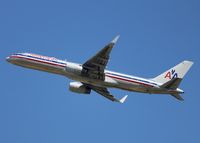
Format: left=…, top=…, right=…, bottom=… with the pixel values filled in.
left=6, top=53, right=182, bottom=94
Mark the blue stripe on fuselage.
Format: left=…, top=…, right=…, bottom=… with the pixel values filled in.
left=106, top=72, right=157, bottom=86
left=13, top=53, right=66, bottom=65
left=13, top=53, right=157, bottom=86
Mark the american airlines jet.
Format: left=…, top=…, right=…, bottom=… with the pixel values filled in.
left=6, top=36, right=193, bottom=103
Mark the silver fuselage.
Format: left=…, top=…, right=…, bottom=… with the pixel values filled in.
left=6, top=53, right=183, bottom=95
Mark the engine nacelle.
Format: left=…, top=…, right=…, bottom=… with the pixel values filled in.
left=69, top=82, right=91, bottom=94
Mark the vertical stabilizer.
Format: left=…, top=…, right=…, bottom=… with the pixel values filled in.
left=153, top=61, right=193, bottom=84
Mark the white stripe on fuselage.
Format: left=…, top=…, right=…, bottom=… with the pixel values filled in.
left=105, top=71, right=158, bottom=87
left=12, top=53, right=67, bottom=67
left=9, top=53, right=160, bottom=89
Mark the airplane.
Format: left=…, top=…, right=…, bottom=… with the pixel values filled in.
left=6, top=35, right=193, bottom=103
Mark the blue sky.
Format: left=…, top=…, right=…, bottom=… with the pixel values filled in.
left=1, top=0, right=200, bottom=142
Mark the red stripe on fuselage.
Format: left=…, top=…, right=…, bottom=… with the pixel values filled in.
left=10, top=55, right=154, bottom=87
left=10, top=55, right=66, bottom=68
left=106, top=74, right=153, bottom=87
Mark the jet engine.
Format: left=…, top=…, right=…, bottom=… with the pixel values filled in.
left=69, top=82, right=91, bottom=94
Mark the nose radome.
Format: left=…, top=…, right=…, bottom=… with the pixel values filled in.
left=6, top=56, right=11, bottom=62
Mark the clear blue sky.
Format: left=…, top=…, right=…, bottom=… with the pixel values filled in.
left=1, top=0, right=200, bottom=143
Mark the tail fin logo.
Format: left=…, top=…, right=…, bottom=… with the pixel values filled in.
left=164, top=69, right=178, bottom=79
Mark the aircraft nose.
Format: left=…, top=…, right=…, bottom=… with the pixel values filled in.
left=6, top=56, right=11, bottom=62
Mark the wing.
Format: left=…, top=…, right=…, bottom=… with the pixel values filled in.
left=87, top=85, right=128, bottom=103
left=81, top=35, right=120, bottom=80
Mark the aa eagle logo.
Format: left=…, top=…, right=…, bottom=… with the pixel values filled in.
left=164, top=69, right=178, bottom=79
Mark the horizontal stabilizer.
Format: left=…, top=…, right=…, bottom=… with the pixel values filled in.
left=170, top=94, right=184, bottom=101
left=161, top=78, right=182, bottom=89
